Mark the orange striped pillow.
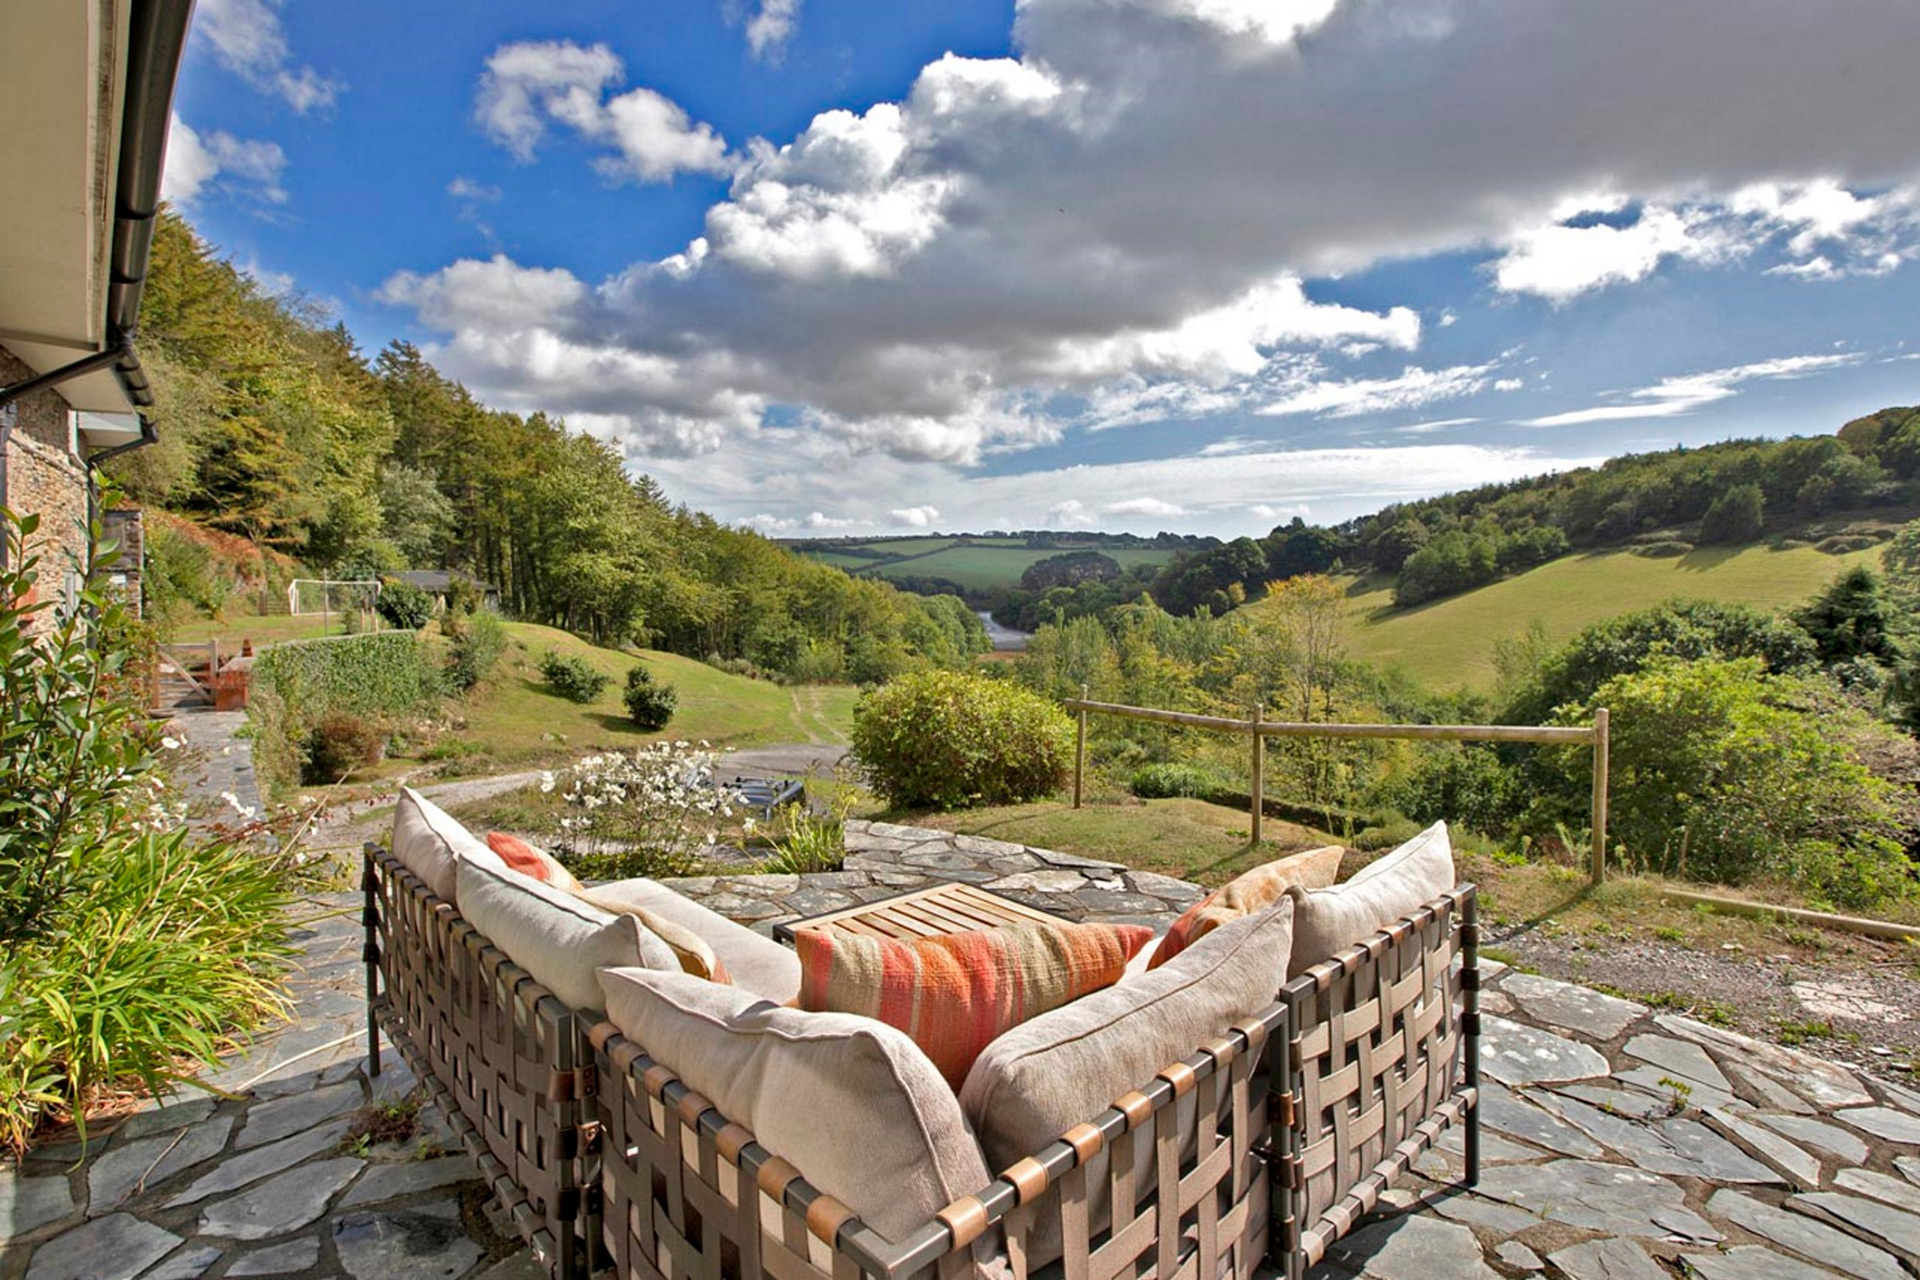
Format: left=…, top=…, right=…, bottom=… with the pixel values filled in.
left=485, top=831, right=583, bottom=892
left=795, top=921, right=1153, bottom=1089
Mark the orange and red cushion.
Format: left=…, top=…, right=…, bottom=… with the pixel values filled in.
left=485, top=830, right=584, bottom=892
left=795, top=920, right=1152, bottom=1089
left=1149, top=844, right=1342, bottom=969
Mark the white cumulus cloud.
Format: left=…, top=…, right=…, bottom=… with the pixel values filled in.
left=745, top=0, right=803, bottom=63
left=192, top=0, right=341, bottom=112
left=889, top=504, right=940, bottom=527
left=162, top=115, right=287, bottom=205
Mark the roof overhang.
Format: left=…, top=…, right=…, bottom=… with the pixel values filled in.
left=0, top=1, right=193, bottom=424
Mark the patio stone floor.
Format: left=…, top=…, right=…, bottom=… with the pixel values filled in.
left=7, top=820, right=1920, bottom=1280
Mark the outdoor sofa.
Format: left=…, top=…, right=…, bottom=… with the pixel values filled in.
left=363, top=789, right=1481, bottom=1280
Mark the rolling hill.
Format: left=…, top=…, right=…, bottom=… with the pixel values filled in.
left=788, top=533, right=1200, bottom=595
left=1341, top=542, right=1889, bottom=690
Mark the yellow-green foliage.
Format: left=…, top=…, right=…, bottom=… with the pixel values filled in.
left=852, top=669, right=1073, bottom=809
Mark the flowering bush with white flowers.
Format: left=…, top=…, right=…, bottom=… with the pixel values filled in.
left=546, top=741, right=748, bottom=879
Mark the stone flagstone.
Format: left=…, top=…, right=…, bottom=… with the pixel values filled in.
left=1791, top=1193, right=1920, bottom=1261
left=233, top=1080, right=362, bottom=1151
left=1322, top=1214, right=1499, bottom=1280
left=1624, top=1033, right=1733, bottom=1093
left=2, top=1169, right=77, bottom=1243
left=1683, top=1246, right=1850, bottom=1280
left=1835, top=1107, right=1920, bottom=1146
left=1547, top=1237, right=1667, bottom=1280
left=1503, top=971, right=1644, bottom=1041
left=198, top=1156, right=363, bottom=1241
left=1751, top=1113, right=1871, bottom=1165
left=1495, top=1241, right=1544, bottom=1273
left=340, top=1154, right=481, bottom=1207
left=1706, top=1107, right=1823, bottom=1191
left=1705, top=1189, right=1906, bottom=1280
left=1530, top=1091, right=1777, bottom=1184
left=333, top=1201, right=484, bottom=1280
left=23, top=1212, right=180, bottom=1280
left=227, top=1237, right=322, bottom=1275
left=1723, top=1060, right=1818, bottom=1115
left=1481, top=1015, right=1610, bottom=1086
left=1653, top=1016, right=1873, bottom=1109
left=1834, top=1168, right=1920, bottom=1218
left=167, top=1115, right=357, bottom=1207
left=1897, top=1156, right=1920, bottom=1187
left=86, top=1115, right=235, bottom=1213
left=1476, top=1160, right=1721, bottom=1242
left=145, top=1243, right=223, bottom=1279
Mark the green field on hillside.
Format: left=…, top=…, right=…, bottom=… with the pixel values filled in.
left=1344, top=542, right=1887, bottom=690
left=442, top=623, right=857, bottom=769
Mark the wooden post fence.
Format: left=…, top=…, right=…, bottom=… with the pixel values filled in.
left=1062, top=696, right=1612, bottom=880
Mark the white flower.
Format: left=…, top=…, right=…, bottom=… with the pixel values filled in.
left=539, top=771, right=556, bottom=794
left=219, top=790, right=256, bottom=820
left=160, top=736, right=182, bottom=750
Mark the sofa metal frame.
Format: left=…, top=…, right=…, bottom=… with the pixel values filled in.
left=364, top=841, right=1478, bottom=1280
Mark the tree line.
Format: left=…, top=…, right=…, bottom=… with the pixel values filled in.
left=110, top=210, right=985, bottom=679
left=1145, top=420, right=1920, bottom=616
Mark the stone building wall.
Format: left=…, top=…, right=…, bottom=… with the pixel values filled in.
left=2, top=344, right=90, bottom=621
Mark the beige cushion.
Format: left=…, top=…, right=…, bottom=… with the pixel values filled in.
left=586, top=878, right=801, bottom=1004
left=1285, top=820, right=1454, bottom=976
left=598, top=966, right=990, bottom=1244
left=1148, top=843, right=1342, bottom=968
left=455, top=858, right=678, bottom=1011
left=958, top=897, right=1295, bottom=1265
left=391, top=786, right=505, bottom=901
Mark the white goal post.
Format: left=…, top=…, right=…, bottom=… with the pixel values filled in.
left=287, top=578, right=383, bottom=616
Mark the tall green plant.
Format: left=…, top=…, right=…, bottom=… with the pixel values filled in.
left=0, top=511, right=162, bottom=943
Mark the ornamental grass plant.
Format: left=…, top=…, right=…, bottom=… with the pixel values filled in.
left=0, top=510, right=293, bottom=1152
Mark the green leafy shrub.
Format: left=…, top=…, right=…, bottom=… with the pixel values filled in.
left=250, top=632, right=440, bottom=794
left=539, top=650, right=611, bottom=703
left=623, top=666, right=678, bottom=730
left=444, top=608, right=506, bottom=692
left=374, top=580, right=436, bottom=630
left=1698, top=482, right=1765, bottom=544
left=1129, top=762, right=1224, bottom=799
left=1552, top=655, right=1910, bottom=906
left=851, top=670, right=1073, bottom=810
left=1375, top=745, right=1519, bottom=836
left=304, top=711, right=387, bottom=783
left=1630, top=540, right=1693, bottom=558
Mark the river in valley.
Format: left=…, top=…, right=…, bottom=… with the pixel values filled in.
left=976, top=610, right=1032, bottom=651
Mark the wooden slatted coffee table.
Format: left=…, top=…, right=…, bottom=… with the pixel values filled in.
left=772, top=880, right=1068, bottom=944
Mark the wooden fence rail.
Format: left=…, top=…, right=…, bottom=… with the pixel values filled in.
left=1063, top=691, right=1613, bottom=885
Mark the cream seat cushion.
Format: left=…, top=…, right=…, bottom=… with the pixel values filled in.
left=455, top=858, right=677, bottom=1012
left=1285, top=820, right=1454, bottom=977
left=585, top=877, right=801, bottom=1004
left=597, top=966, right=991, bottom=1244
left=959, top=896, right=1296, bottom=1266
left=391, top=786, right=505, bottom=902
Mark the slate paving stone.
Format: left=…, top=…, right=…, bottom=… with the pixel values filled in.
left=1790, top=1193, right=1920, bottom=1260
left=144, top=1243, right=223, bottom=1279
left=1872, top=1076, right=1920, bottom=1118
left=1425, top=1190, right=1544, bottom=1235
left=1614, top=1066, right=1736, bottom=1112
left=1434, top=1124, right=1541, bottom=1165
left=1653, top=1017, right=1872, bottom=1109
left=234, top=1081, right=363, bottom=1151
left=86, top=1116, right=235, bottom=1214
left=471, top=1251, right=548, bottom=1280
left=1531, top=1091, right=1777, bottom=1183
left=1623, top=1034, right=1733, bottom=1093
left=1559, top=1082, right=1672, bottom=1121
left=1481, top=1016, right=1611, bottom=1086
left=1724, top=1061, right=1818, bottom=1115
left=1494, top=1241, right=1543, bottom=1273
left=983, top=870, right=1089, bottom=894
left=1897, top=1156, right=1920, bottom=1187
left=1547, top=1237, right=1668, bottom=1280
left=1480, top=1084, right=1604, bottom=1157
left=1705, top=1107, right=1823, bottom=1191
left=228, top=1237, right=322, bottom=1276
left=1705, top=1189, right=1906, bottom=1280
left=1, top=1170, right=77, bottom=1243
left=198, top=1157, right=363, bottom=1241
left=115, top=1098, right=218, bottom=1141
left=1833, top=1168, right=1920, bottom=1218
left=23, top=1213, right=179, bottom=1280
left=1476, top=1160, right=1721, bottom=1242
left=1322, top=1213, right=1499, bottom=1280
left=167, top=1116, right=358, bottom=1207
left=1835, top=1107, right=1920, bottom=1145
left=339, top=1154, right=481, bottom=1207
left=332, top=1200, right=483, bottom=1280
left=1503, top=972, right=1645, bottom=1041
left=1682, top=1246, right=1849, bottom=1280
left=1753, top=1114, right=1872, bottom=1165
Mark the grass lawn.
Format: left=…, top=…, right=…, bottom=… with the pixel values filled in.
left=1342, top=542, right=1886, bottom=690
left=439, top=623, right=856, bottom=771
left=169, top=612, right=365, bottom=645
left=864, top=544, right=1179, bottom=591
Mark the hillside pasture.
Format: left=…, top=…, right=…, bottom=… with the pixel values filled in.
left=1343, top=542, right=1888, bottom=690
left=861, top=544, right=1180, bottom=591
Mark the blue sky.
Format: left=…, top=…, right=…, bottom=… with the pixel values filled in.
left=166, top=0, right=1920, bottom=538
